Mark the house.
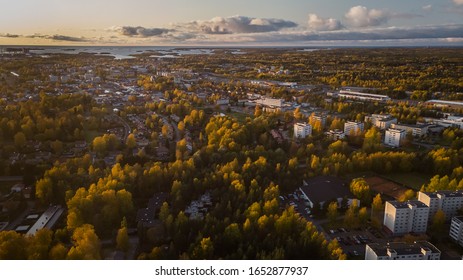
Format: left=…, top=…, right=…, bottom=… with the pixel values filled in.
left=299, top=176, right=354, bottom=209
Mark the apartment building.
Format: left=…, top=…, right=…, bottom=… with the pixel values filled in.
left=365, top=241, right=440, bottom=260
left=449, top=216, right=463, bottom=247
left=384, top=128, right=406, bottom=147
left=344, top=121, right=364, bottom=136
left=383, top=200, right=429, bottom=235
left=418, top=190, right=463, bottom=223
left=293, top=122, right=312, bottom=138
left=310, top=114, right=327, bottom=128
left=390, top=123, right=430, bottom=138
left=365, top=114, right=397, bottom=130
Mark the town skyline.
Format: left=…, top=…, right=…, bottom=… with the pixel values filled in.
left=1, top=0, right=463, bottom=46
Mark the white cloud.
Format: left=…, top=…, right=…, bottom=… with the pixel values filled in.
left=182, top=15, right=297, bottom=34
left=113, top=26, right=172, bottom=37
left=453, top=0, right=463, bottom=5
left=307, top=14, right=343, bottom=31
left=422, top=5, right=432, bottom=11
left=345, top=6, right=390, bottom=28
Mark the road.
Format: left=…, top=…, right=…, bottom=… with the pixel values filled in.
left=112, top=113, right=131, bottom=141
left=0, top=176, right=23, bottom=182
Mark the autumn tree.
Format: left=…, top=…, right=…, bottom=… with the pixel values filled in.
left=349, top=178, right=372, bottom=205
left=126, top=133, right=137, bottom=150
left=67, top=224, right=101, bottom=260
left=430, top=210, right=446, bottom=237
left=327, top=201, right=339, bottom=226
left=116, top=218, right=129, bottom=253
left=14, top=132, right=27, bottom=148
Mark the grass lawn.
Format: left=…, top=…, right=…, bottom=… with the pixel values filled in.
left=84, top=130, right=103, bottom=143
left=224, top=111, right=251, bottom=123
left=381, top=172, right=432, bottom=190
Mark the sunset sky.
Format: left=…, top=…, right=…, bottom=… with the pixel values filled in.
left=1, top=0, right=462, bottom=46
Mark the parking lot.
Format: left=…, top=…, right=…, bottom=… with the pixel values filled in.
left=326, top=227, right=388, bottom=258
left=280, top=190, right=394, bottom=259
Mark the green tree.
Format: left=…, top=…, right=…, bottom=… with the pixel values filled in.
left=14, top=132, right=27, bottom=148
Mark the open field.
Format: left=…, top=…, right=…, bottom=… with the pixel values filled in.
left=381, top=172, right=432, bottom=190
left=365, top=176, right=408, bottom=200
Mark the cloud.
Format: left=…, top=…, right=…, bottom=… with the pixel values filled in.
left=1, top=33, right=89, bottom=42
left=345, top=6, right=390, bottom=28
left=115, top=26, right=172, bottom=37
left=454, top=0, right=463, bottom=5
left=185, top=24, right=463, bottom=45
left=44, top=35, right=89, bottom=42
left=422, top=5, right=432, bottom=11
left=183, top=15, right=297, bottom=34
left=0, top=33, right=20, bottom=38
left=307, top=14, right=343, bottom=31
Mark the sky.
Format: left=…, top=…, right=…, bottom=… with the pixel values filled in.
left=0, top=0, right=462, bottom=46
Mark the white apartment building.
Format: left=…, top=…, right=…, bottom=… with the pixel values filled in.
left=325, top=129, right=345, bottom=141
left=365, top=114, right=397, bottom=130
left=344, top=121, right=364, bottom=136
left=418, top=190, right=463, bottom=223
left=255, top=97, right=284, bottom=108
left=365, top=241, right=440, bottom=260
left=293, top=122, right=312, bottom=138
left=449, top=216, right=463, bottom=247
left=384, top=128, right=406, bottom=147
left=383, top=200, right=429, bottom=235
left=390, top=123, right=430, bottom=138
left=338, top=90, right=391, bottom=102
left=310, top=114, right=327, bottom=128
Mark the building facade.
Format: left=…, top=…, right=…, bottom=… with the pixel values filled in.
left=338, top=90, right=391, bottom=102
left=390, top=123, right=430, bottom=138
left=418, top=190, right=463, bottom=223
left=344, top=121, right=364, bottom=136
left=326, top=129, right=345, bottom=141
left=383, top=200, right=429, bottom=235
left=293, top=122, right=312, bottom=138
left=449, top=216, right=463, bottom=247
left=365, top=241, right=440, bottom=260
left=384, top=128, right=406, bottom=147
left=365, top=114, right=397, bottom=130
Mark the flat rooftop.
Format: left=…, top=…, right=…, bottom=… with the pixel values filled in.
left=300, top=176, right=352, bottom=204
left=368, top=241, right=440, bottom=257
left=421, top=190, right=463, bottom=198
left=388, top=200, right=428, bottom=209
